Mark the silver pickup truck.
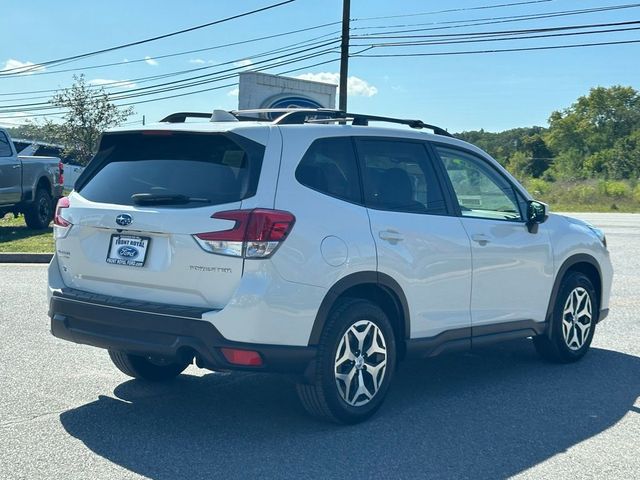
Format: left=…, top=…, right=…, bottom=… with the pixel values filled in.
left=0, top=127, right=64, bottom=229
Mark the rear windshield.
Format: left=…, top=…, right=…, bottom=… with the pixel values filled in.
left=77, top=131, right=264, bottom=207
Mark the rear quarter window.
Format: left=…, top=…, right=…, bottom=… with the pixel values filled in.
left=295, top=137, right=362, bottom=204
left=77, top=131, right=264, bottom=207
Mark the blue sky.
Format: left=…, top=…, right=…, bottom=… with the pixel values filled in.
left=0, top=0, right=639, bottom=132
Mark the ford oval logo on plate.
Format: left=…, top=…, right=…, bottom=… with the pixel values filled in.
left=116, top=214, right=132, bottom=226
left=117, top=246, right=139, bottom=258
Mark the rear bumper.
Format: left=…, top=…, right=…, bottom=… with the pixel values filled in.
left=49, top=288, right=316, bottom=375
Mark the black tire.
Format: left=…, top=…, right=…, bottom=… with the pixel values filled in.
left=108, top=350, right=190, bottom=381
left=534, top=272, right=598, bottom=363
left=24, top=188, right=53, bottom=229
left=296, top=298, right=396, bottom=424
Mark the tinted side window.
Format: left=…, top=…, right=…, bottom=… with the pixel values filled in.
left=295, top=137, right=361, bottom=203
left=35, top=146, right=64, bottom=158
left=436, top=146, right=522, bottom=222
left=13, top=141, right=31, bottom=154
left=0, top=132, right=13, bottom=157
left=356, top=139, right=447, bottom=215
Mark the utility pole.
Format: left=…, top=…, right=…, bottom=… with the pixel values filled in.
left=338, top=0, right=351, bottom=112
left=142, top=115, right=145, bottom=126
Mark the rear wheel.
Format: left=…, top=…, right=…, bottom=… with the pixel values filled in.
left=108, top=350, right=190, bottom=381
left=534, top=272, right=597, bottom=363
left=24, top=188, right=53, bottom=229
left=296, top=299, right=396, bottom=424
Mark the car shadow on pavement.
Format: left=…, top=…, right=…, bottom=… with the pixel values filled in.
left=59, top=340, right=640, bottom=480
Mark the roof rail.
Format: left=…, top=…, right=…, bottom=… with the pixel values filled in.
left=159, top=108, right=452, bottom=137
left=160, top=112, right=211, bottom=123
left=271, top=109, right=453, bottom=137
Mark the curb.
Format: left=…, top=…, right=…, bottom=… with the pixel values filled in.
left=0, top=253, right=53, bottom=264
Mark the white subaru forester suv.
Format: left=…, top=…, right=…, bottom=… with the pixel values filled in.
left=48, top=109, right=612, bottom=424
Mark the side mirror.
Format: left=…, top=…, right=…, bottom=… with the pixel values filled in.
left=526, top=200, right=548, bottom=233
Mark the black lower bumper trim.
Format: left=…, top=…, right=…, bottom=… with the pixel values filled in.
left=599, top=308, right=609, bottom=323
left=49, top=291, right=315, bottom=375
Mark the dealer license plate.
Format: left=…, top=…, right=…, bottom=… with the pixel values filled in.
left=106, top=234, right=150, bottom=267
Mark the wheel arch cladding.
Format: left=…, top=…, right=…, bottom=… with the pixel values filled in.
left=546, top=254, right=602, bottom=327
left=308, top=271, right=410, bottom=358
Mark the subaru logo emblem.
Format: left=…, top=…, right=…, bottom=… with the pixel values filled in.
left=115, top=214, right=132, bottom=226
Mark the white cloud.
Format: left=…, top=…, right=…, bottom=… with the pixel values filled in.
left=89, top=78, right=137, bottom=89
left=0, top=111, right=31, bottom=126
left=227, top=87, right=239, bottom=97
left=295, top=72, right=378, bottom=97
left=2, top=58, right=46, bottom=75
left=233, top=59, right=253, bottom=68
left=144, top=56, right=159, bottom=66
left=189, top=58, right=216, bottom=65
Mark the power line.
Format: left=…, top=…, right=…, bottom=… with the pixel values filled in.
left=0, top=0, right=297, bottom=75
left=0, top=46, right=340, bottom=114
left=0, top=22, right=339, bottom=81
left=350, top=23, right=640, bottom=48
left=350, top=3, right=640, bottom=35
left=0, top=56, right=340, bottom=120
left=351, top=38, right=640, bottom=57
left=350, top=20, right=640, bottom=40
left=116, top=56, right=339, bottom=109
left=0, top=34, right=341, bottom=103
left=352, top=26, right=640, bottom=49
left=0, top=41, right=340, bottom=112
left=352, top=0, right=553, bottom=22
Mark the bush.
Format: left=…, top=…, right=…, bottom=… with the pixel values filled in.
left=570, top=183, right=599, bottom=203
left=600, top=180, right=631, bottom=198
left=525, top=178, right=551, bottom=196
left=634, top=184, right=640, bottom=202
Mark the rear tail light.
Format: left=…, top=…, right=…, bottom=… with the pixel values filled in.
left=54, top=197, right=71, bottom=227
left=58, top=161, right=64, bottom=186
left=53, top=197, right=72, bottom=239
left=193, top=209, right=295, bottom=258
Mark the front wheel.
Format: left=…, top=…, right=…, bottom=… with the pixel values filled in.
left=296, top=299, right=396, bottom=424
left=534, top=272, right=598, bottom=363
left=108, top=350, right=190, bottom=381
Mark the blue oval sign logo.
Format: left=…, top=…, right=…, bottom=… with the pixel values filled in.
left=116, top=214, right=132, bottom=226
left=118, top=246, right=139, bottom=258
left=266, top=96, right=324, bottom=120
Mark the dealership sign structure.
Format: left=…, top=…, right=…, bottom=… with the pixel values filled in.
left=237, top=72, right=337, bottom=113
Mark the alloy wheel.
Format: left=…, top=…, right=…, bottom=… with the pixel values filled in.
left=561, top=287, right=592, bottom=351
left=334, top=319, right=388, bottom=407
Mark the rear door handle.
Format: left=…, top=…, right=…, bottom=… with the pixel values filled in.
left=471, top=234, right=490, bottom=246
left=11, top=164, right=21, bottom=169
left=379, top=229, right=404, bottom=244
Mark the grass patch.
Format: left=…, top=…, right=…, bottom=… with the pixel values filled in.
left=0, top=214, right=54, bottom=253
left=523, top=179, right=640, bottom=213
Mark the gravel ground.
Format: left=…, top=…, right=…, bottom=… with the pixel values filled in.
left=1, top=212, right=638, bottom=480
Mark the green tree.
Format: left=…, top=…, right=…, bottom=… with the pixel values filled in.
left=545, top=85, right=640, bottom=179
left=25, top=74, right=133, bottom=165
left=456, top=126, right=552, bottom=177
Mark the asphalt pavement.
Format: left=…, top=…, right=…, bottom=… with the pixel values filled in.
left=1, top=213, right=639, bottom=479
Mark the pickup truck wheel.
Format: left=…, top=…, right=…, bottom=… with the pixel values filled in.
left=24, top=188, right=53, bottom=229
left=534, top=272, right=597, bottom=363
left=296, top=299, right=396, bottom=424
left=108, top=350, right=190, bottom=381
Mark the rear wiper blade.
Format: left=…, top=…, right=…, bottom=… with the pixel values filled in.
left=131, top=193, right=210, bottom=205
